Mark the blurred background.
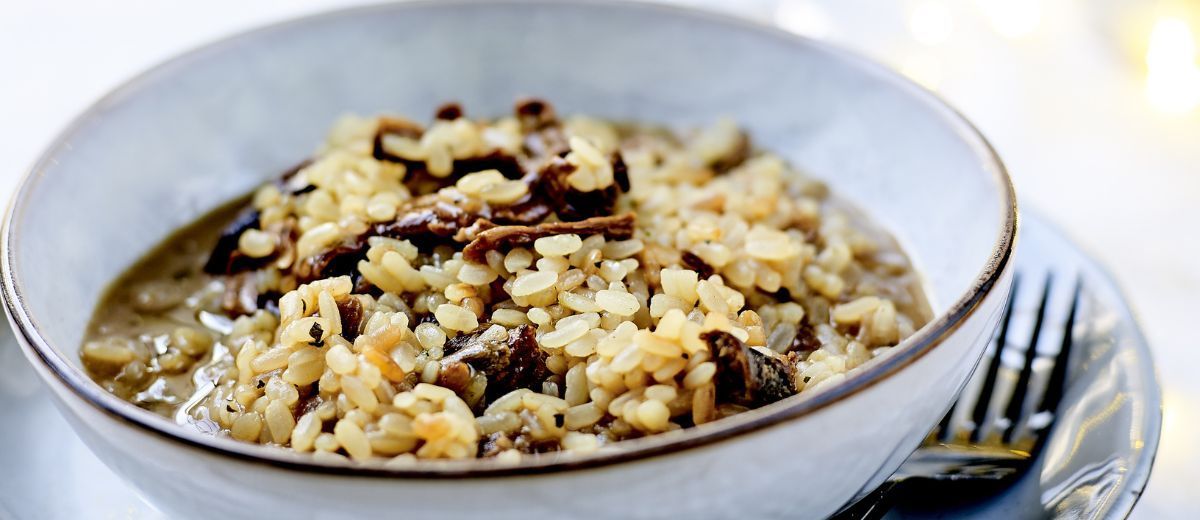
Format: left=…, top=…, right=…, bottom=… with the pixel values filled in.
left=0, top=0, right=1196, bottom=517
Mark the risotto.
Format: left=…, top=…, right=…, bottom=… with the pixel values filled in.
left=81, top=99, right=930, bottom=463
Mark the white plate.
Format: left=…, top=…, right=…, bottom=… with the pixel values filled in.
left=0, top=210, right=1159, bottom=519
left=885, top=209, right=1161, bottom=519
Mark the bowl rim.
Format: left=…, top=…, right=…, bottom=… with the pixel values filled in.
left=0, top=0, right=1017, bottom=478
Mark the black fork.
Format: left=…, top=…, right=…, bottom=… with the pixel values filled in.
left=833, top=273, right=1083, bottom=519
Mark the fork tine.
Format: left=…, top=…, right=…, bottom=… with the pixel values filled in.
left=1036, top=276, right=1083, bottom=418
left=935, top=397, right=956, bottom=441
left=1001, top=274, right=1054, bottom=444
left=967, top=273, right=1021, bottom=443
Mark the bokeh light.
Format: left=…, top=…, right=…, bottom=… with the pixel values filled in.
left=774, top=0, right=834, bottom=39
left=976, top=0, right=1041, bottom=39
left=1145, top=17, right=1200, bottom=114
left=908, top=0, right=954, bottom=46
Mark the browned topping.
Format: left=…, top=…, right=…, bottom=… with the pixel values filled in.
left=336, top=297, right=365, bottom=342
left=704, top=330, right=797, bottom=407
left=434, top=102, right=464, bottom=121
left=681, top=250, right=715, bottom=280
left=462, top=213, right=636, bottom=263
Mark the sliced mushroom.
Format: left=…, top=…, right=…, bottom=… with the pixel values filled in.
left=373, top=114, right=526, bottom=192
left=434, top=102, right=464, bottom=121
left=292, top=240, right=369, bottom=284
left=534, top=154, right=628, bottom=221
left=203, top=208, right=270, bottom=275
left=275, top=158, right=316, bottom=195
left=292, top=195, right=491, bottom=282
left=336, top=297, right=365, bottom=342
left=680, top=250, right=715, bottom=279
left=788, top=320, right=822, bottom=355
left=461, top=213, right=636, bottom=263
left=220, top=272, right=259, bottom=316
left=439, top=324, right=548, bottom=401
left=515, top=97, right=569, bottom=168
left=703, top=330, right=797, bottom=407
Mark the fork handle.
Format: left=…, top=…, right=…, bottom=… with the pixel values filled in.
left=830, top=480, right=907, bottom=520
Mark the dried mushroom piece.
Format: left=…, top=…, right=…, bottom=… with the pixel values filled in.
left=205, top=159, right=314, bottom=276
left=378, top=196, right=489, bottom=243
left=535, top=153, right=629, bottom=221
left=488, top=195, right=555, bottom=226
left=336, top=297, right=365, bottom=342
left=704, top=330, right=797, bottom=407
left=439, top=324, right=549, bottom=401
left=293, top=240, right=368, bottom=284
left=488, top=324, right=548, bottom=400
left=220, top=272, right=259, bottom=316
left=787, top=320, right=822, bottom=355
left=372, top=115, right=425, bottom=164
left=275, top=158, right=316, bottom=195
left=294, top=168, right=630, bottom=281
left=515, top=98, right=569, bottom=165
left=373, top=114, right=525, bottom=192
left=680, top=250, right=715, bottom=280
left=461, top=213, right=636, bottom=263
left=434, top=102, right=464, bottom=121
left=203, top=208, right=270, bottom=275
left=293, top=195, right=491, bottom=282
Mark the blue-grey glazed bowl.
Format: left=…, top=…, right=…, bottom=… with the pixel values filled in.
left=1, top=1, right=1015, bottom=518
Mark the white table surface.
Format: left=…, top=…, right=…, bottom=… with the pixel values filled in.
left=0, top=1, right=1195, bottom=518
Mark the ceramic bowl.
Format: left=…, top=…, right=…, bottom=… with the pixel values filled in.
left=1, top=1, right=1015, bottom=518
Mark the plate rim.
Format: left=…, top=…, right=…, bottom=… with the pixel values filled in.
left=1013, top=208, right=1161, bottom=519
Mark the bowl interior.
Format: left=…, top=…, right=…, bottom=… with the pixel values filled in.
left=6, top=0, right=1009, bottom=439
